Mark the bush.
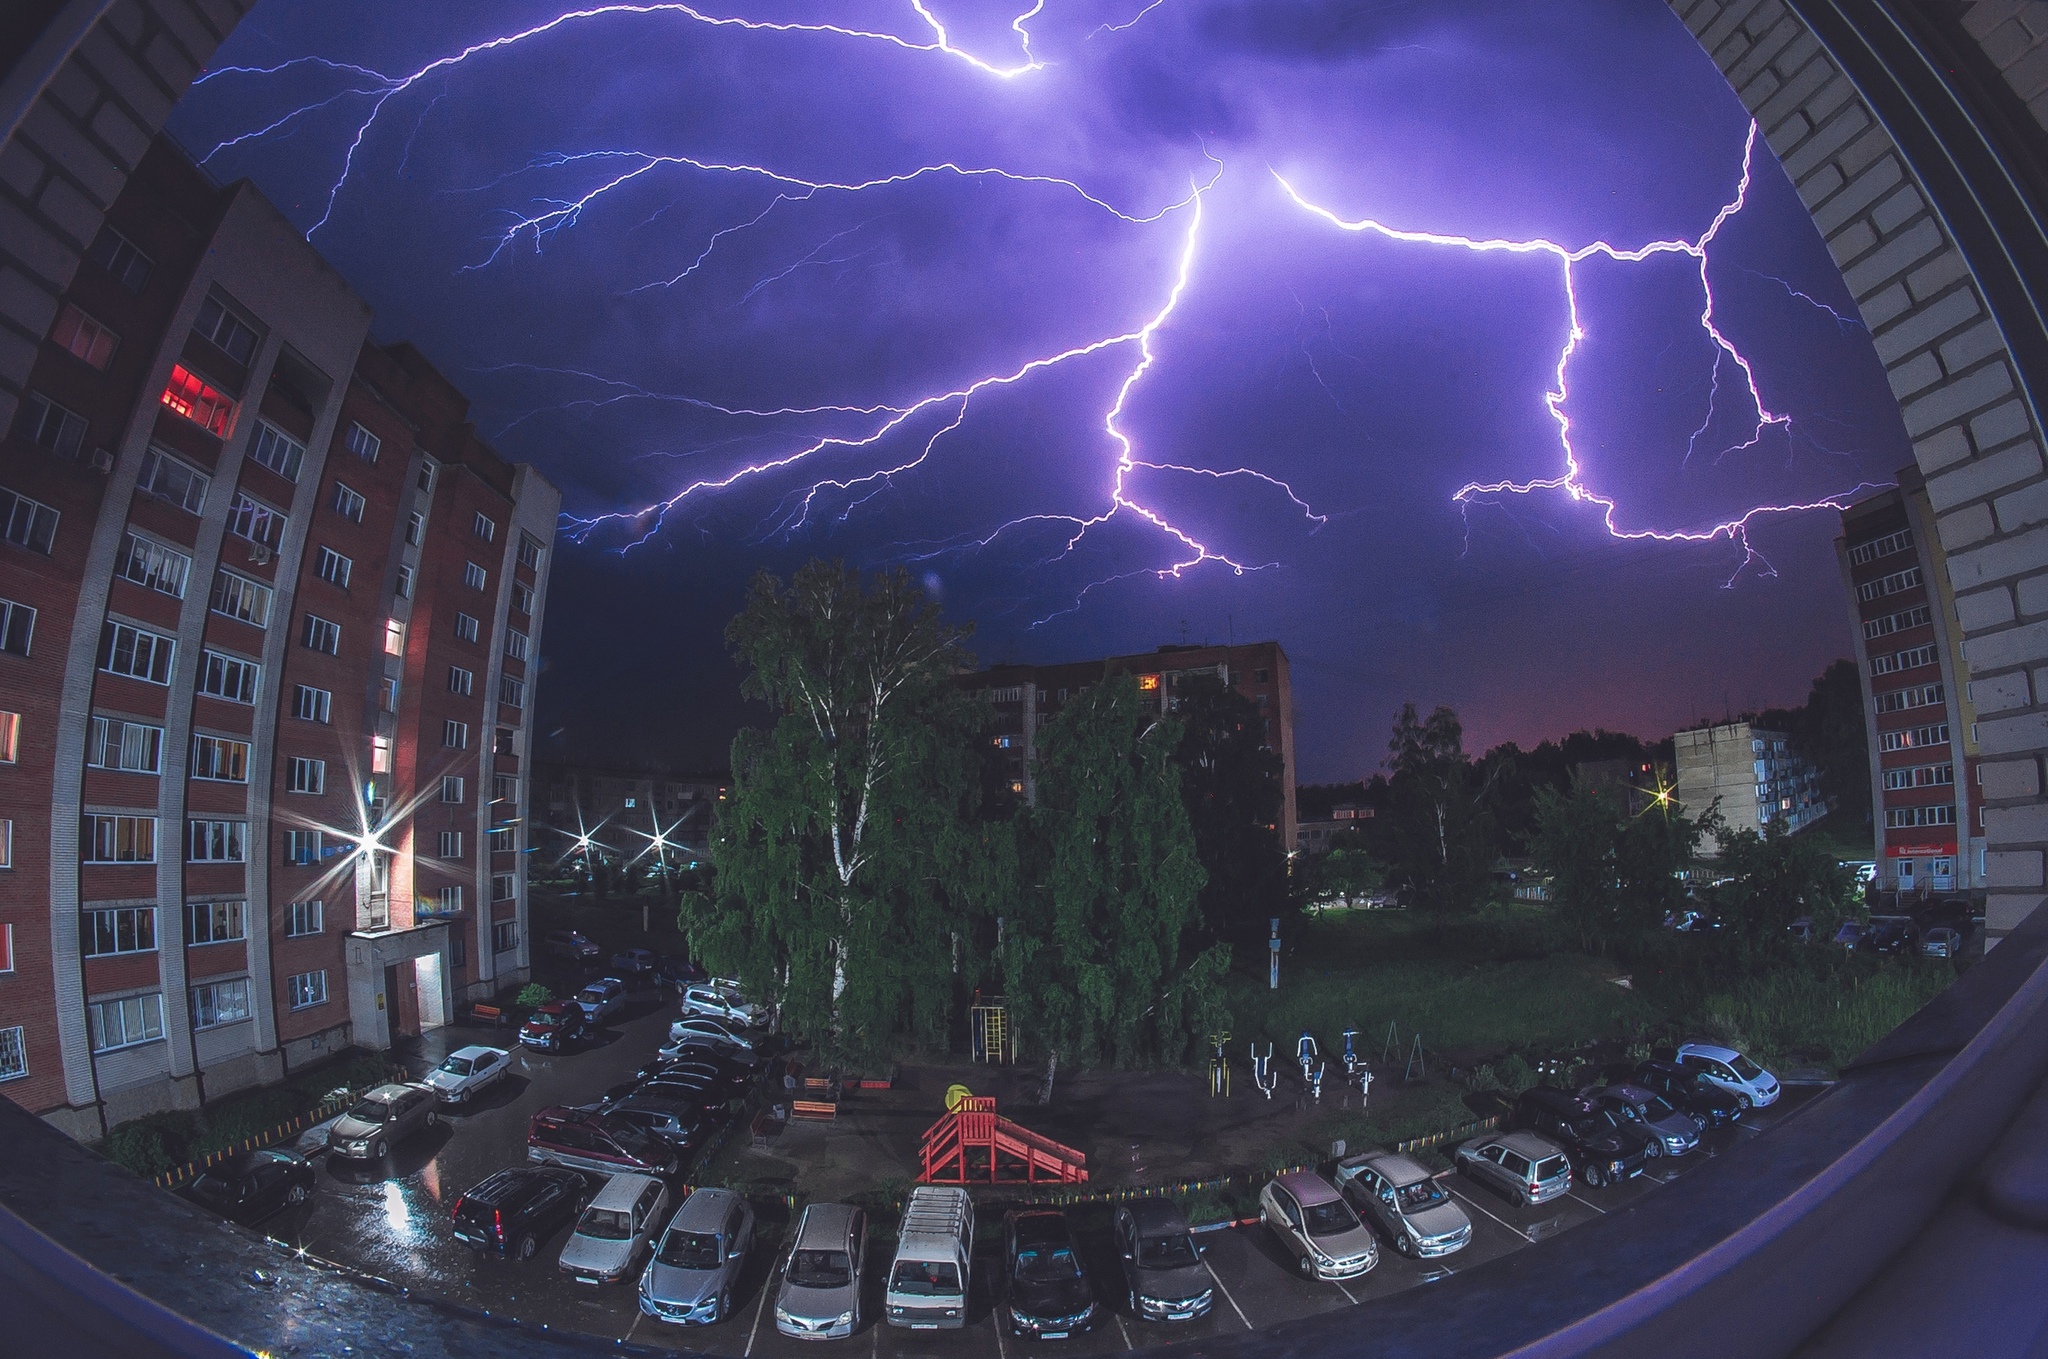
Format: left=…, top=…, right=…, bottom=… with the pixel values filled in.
left=516, top=983, right=555, bottom=1008
left=102, top=1110, right=200, bottom=1177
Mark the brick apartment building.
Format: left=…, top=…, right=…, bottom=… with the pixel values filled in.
left=962, top=641, right=1297, bottom=851
left=535, top=762, right=727, bottom=861
left=0, top=137, right=559, bottom=1139
left=1838, top=470, right=1986, bottom=894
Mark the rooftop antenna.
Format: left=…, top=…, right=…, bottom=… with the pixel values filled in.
left=1180, top=619, right=1189, bottom=646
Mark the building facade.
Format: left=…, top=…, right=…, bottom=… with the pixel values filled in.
left=0, top=138, right=558, bottom=1139
left=536, top=762, right=726, bottom=861
left=963, top=641, right=1297, bottom=851
left=1675, top=722, right=1829, bottom=856
left=1838, top=472, right=1985, bottom=895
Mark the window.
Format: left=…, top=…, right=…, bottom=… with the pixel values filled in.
left=196, top=650, right=258, bottom=704
left=464, top=561, right=487, bottom=591
left=332, top=482, right=366, bottom=522
left=451, top=931, right=465, bottom=969
left=345, top=422, right=381, bottom=463
left=285, top=899, right=323, bottom=937
left=83, top=814, right=155, bottom=863
left=430, top=885, right=463, bottom=915
left=490, top=825, right=518, bottom=853
left=448, top=666, right=473, bottom=696
left=287, top=756, right=325, bottom=794
left=417, top=458, right=436, bottom=493
left=1883, top=763, right=1954, bottom=790
left=0, top=598, right=32, bottom=657
left=1864, top=604, right=1934, bottom=641
left=313, top=545, right=352, bottom=589
left=371, top=735, right=391, bottom=773
left=137, top=446, right=210, bottom=513
left=379, top=676, right=399, bottom=712
left=1886, top=804, right=1958, bottom=828
left=395, top=564, right=414, bottom=599
left=82, top=906, right=156, bottom=956
left=494, top=726, right=514, bottom=756
left=443, top=720, right=469, bottom=749
left=288, top=970, right=327, bottom=1009
left=438, top=830, right=464, bottom=859
left=1870, top=644, right=1939, bottom=676
left=98, top=620, right=173, bottom=682
left=1857, top=567, right=1923, bottom=603
left=191, top=978, right=251, bottom=1029
left=440, top=776, right=465, bottom=804
left=116, top=533, right=189, bottom=596
left=189, top=733, right=250, bottom=782
left=19, top=391, right=87, bottom=459
left=406, top=512, right=424, bottom=546
left=512, top=581, right=534, bottom=615
left=301, top=614, right=340, bottom=655
left=454, top=612, right=479, bottom=643
left=1874, top=683, right=1945, bottom=713
left=499, top=674, right=525, bottom=707
left=0, top=711, right=15, bottom=762
left=1881, top=724, right=1950, bottom=752
left=87, top=717, right=161, bottom=773
left=193, top=295, right=259, bottom=365
left=186, top=900, right=246, bottom=945
left=383, top=618, right=405, bottom=656
left=209, top=570, right=271, bottom=627
left=281, top=828, right=322, bottom=865
left=88, top=993, right=163, bottom=1052
left=225, top=491, right=283, bottom=549
left=494, top=773, right=518, bottom=802
left=51, top=302, right=119, bottom=368
left=248, top=422, right=306, bottom=482
left=518, top=532, right=544, bottom=571
left=292, top=684, right=332, bottom=723
left=0, top=1027, right=20, bottom=1083
left=0, top=821, right=10, bottom=869
left=188, top=819, right=246, bottom=863
left=493, top=920, right=519, bottom=953
left=472, top=512, right=496, bottom=542
left=1848, top=528, right=1913, bottom=565
left=493, top=872, right=517, bottom=901
left=160, top=364, right=236, bottom=438
left=88, top=224, right=152, bottom=291
left=505, top=628, right=529, bottom=661
left=0, top=487, right=58, bottom=554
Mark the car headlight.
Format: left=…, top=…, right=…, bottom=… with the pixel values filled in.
left=775, top=1308, right=795, bottom=1325
left=836, top=1311, right=854, bottom=1326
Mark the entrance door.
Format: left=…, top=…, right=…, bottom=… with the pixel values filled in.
left=384, top=962, right=421, bottom=1039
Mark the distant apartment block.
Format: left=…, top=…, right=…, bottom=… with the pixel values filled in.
left=1296, top=802, right=1373, bottom=857
left=1838, top=471, right=1984, bottom=894
left=1675, top=722, right=1829, bottom=856
left=0, top=138, right=558, bottom=1140
left=536, top=762, right=727, bottom=859
left=962, top=641, right=1296, bottom=851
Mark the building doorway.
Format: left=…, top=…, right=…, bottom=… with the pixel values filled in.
left=383, top=962, right=420, bottom=1040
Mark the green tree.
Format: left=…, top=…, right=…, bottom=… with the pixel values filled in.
left=1712, top=823, right=1857, bottom=962
left=1297, top=831, right=1389, bottom=910
left=1614, top=777, right=1708, bottom=932
left=1527, top=783, right=1622, bottom=950
left=1380, top=704, right=1496, bottom=914
left=1170, top=673, right=1287, bottom=944
left=1004, top=674, right=1227, bottom=1067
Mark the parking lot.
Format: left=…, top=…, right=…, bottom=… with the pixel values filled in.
left=233, top=996, right=1820, bottom=1355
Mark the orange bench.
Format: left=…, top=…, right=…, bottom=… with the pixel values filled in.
left=791, top=1099, right=837, bottom=1122
left=466, top=1004, right=508, bottom=1027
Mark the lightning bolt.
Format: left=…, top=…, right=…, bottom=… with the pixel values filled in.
left=1276, top=121, right=1881, bottom=584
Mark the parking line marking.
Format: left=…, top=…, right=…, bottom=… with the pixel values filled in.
left=1445, top=1187, right=1536, bottom=1244
left=1115, top=1315, right=1133, bottom=1350
left=623, top=1310, right=645, bottom=1344
left=1328, top=1278, right=1358, bottom=1304
left=994, top=1305, right=1008, bottom=1359
left=1202, top=1258, right=1254, bottom=1331
left=1566, top=1191, right=1606, bottom=1214
left=744, top=1268, right=774, bottom=1358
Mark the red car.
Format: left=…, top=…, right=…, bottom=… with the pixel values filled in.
left=519, top=1000, right=589, bottom=1052
left=526, top=1106, right=679, bottom=1177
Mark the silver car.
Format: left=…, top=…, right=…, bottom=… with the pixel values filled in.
left=559, top=1173, right=669, bottom=1285
left=1333, top=1151, right=1472, bottom=1258
left=1455, top=1129, right=1573, bottom=1206
left=776, top=1201, right=868, bottom=1339
left=1259, top=1170, right=1378, bottom=1279
left=326, top=1083, right=438, bottom=1161
left=641, top=1187, right=756, bottom=1325
left=1586, top=1083, right=1701, bottom=1155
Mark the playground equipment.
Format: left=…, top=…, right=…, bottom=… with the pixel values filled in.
left=1357, top=1065, right=1375, bottom=1110
left=1307, top=1062, right=1325, bottom=1103
left=1382, top=1021, right=1427, bottom=1082
left=1251, top=1043, right=1277, bottom=1100
left=1296, top=1030, right=1320, bottom=1084
left=1208, top=1033, right=1231, bottom=1098
left=919, top=1093, right=1088, bottom=1184
left=1341, top=1028, right=1360, bottom=1078
left=969, top=996, right=1012, bottom=1065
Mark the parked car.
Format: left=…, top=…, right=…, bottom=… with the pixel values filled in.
left=1922, top=925, right=1965, bottom=958
left=655, top=955, right=709, bottom=991
left=575, top=977, right=628, bottom=1024
left=641, top=1186, right=755, bottom=1325
left=450, top=1165, right=592, bottom=1259
left=1631, top=1059, right=1746, bottom=1130
left=886, top=1185, right=976, bottom=1331
left=326, top=1083, right=438, bottom=1161
left=682, top=982, right=768, bottom=1029
left=520, top=1000, right=590, bottom=1052
left=1332, top=1150, right=1471, bottom=1258
left=775, top=1201, right=868, bottom=1339
left=1113, top=1201, right=1212, bottom=1323
left=1001, top=1209, right=1099, bottom=1338
left=1511, top=1087, right=1652, bottom=1186
left=527, top=1106, right=681, bottom=1177
left=632, top=1073, right=732, bottom=1111
left=1582, top=1083, right=1701, bottom=1156
left=1454, top=1129, right=1574, bottom=1204
left=1833, top=919, right=1869, bottom=950
left=544, top=929, right=602, bottom=963
left=183, top=1149, right=315, bottom=1225
left=600, top=1093, right=715, bottom=1149
left=424, top=1045, right=514, bottom=1104
left=1788, top=916, right=1813, bottom=944
left=1675, top=1042, right=1781, bottom=1109
left=612, top=947, right=658, bottom=975
left=560, top=1173, right=670, bottom=1285
left=1869, top=918, right=1920, bottom=955
left=1259, top=1169, right=1378, bottom=1280
left=663, top=1016, right=759, bottom=1058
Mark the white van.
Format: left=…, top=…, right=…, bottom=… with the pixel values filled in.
left=885, top=1185, right=974, bottom=1329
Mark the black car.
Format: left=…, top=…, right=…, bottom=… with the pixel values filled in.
left=1632, top=1059, right=1745, bottom=1130
left=655, top=955, right=709, bottom=991
left=1004, top=1209, right=1101, bottom=1338
left=451, top=1165, right=594, bottom=1260
left=1869, top=918, right=1920, bottom=955
left=1511, top=1087, right=1653, bottom=1188
left=597, top=1092, right=713, bottom=1149
left=1114, top=1200, right=1213, bottom=1322
left=183, top=1149, right=317, bottom=1225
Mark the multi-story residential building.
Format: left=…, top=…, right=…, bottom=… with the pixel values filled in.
left=1838, top=471, right=1985, bottom=894
left=535, top=762, right=726, bottom=860
left=962, top=641, right=1297, bottom=851
left=1675, top=722, right=1830, bottom=856
left=0, top=137, right=558, bottom=1140
left=1295, top=802, right=1373, bottom=857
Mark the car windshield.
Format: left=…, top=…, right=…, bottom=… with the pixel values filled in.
left=437, top=1056, right=474, bottom=1076
left=1301, top=1199, right=1360, bottom=1237
left=191, top=1167, right=243, bottom=1195
left=1137, top=1233, right=1198, bottom=1269
left=345, top=1099, right=390, bottom=1122
left=528, top=1010, right=561, bottom=1026
left=1395, top=1178, right=1448, bottom=1212
left=657, top=1230, right=722, bottom=1269
left=1012, top=1246, right=1079, bottom=1283
left=1641, top=1095, right=1679, bottom=1120
left=577, top=1208, right=634, bottom=1241
left=1533, top=1156, right=1569, bottom=1181
left=894, top=1259, right=964, bottom=1294
left=1605, top=1101, right=1643, bottom=1122
left=1568, top=1118, right=1607, bottom=1140
left=1730, top=1054, right=1766, bottom=1080
left=579, top=988, right=605, bottom=1002
left=789, top=1249, right=851, bottom=1289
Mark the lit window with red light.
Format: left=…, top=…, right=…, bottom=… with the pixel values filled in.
left=159, top=364, right=236, bottom=438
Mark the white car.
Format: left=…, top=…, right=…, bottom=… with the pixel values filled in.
left=424, top=1045, right=514, bottom=1104
left=1675, top=1042, right=1780, bottom=1109
left=681, top=983, right=766, bottom=1029
left=666, top=1014, right=757, bottom=1052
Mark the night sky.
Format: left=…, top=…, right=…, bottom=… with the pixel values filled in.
left=169, top=0, right=1912, bottom=782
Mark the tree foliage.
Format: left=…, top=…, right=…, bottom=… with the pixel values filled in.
left=1380, top=704, right=1496, bottom=913
left=1527, top=777, right=1708, bottom=952
left=1710, top=823, right=1858, bottom=963
left=1170, top=673, right=1287, bottom=944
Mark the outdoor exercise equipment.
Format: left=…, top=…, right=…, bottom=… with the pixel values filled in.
left=1251, top=1043, right=1277, bottom=1100
left=1208, top=1032, right=1231, bottom=1098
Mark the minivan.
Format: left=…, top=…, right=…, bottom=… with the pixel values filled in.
left=1454, top=1129, right=1573, bottom=1204
left=559, top=1173, right=669, bottom=1284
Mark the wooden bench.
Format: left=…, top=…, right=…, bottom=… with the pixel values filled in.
left=465, top=1004, right=509, bottom=1027
left=790, top=1099, right=837, bottom=1122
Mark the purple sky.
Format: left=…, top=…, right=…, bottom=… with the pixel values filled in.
left=170, top=0, right=1911, bottom=781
